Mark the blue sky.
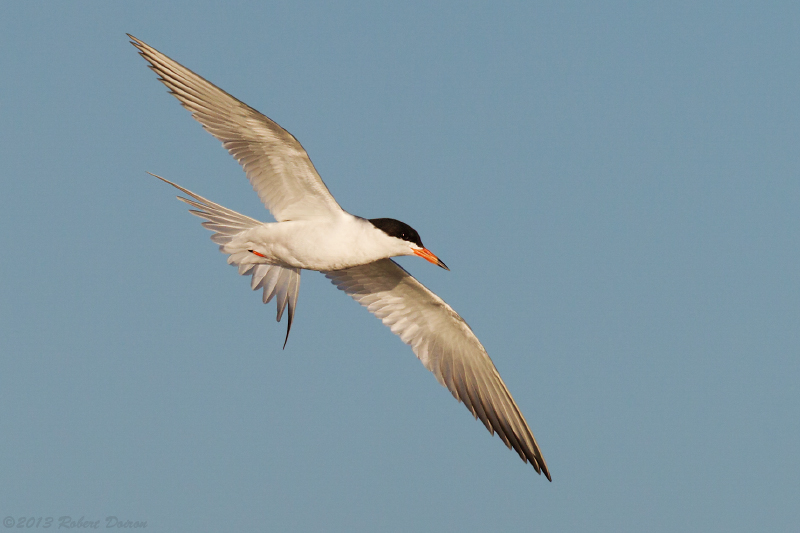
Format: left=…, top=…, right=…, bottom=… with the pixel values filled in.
left=2, top=1, right=799, bottom=531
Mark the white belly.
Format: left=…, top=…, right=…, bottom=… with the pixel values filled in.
left=223, top=214, right=397, bottom=271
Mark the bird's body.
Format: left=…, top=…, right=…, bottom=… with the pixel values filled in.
left=226, top=215, right=417, bottom=272
left=130, top=34, right=551, bottom=481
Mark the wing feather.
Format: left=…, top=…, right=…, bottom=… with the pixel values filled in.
left=130, top=35, right=343, bottom=222
left=325, top=259, right=551, bottom=479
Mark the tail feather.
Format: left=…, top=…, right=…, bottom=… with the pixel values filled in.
left=250, top=264, right=270, bottom=290
left=252, top=263, right=301, bottom=346
left=150, top=172, right=301, bottom=346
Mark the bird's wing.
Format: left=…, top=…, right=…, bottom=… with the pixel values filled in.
left=129, top=35, right=343, bottom=222
left=324, top=259, right=551, bottom=479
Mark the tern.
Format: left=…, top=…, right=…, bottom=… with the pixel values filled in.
left=130, top=35, right=550, bottom=480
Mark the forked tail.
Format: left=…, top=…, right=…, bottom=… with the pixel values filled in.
left=149, top=173, right=301, bottom=347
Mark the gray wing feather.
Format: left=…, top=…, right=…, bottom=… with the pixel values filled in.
left=324, top=259, right=551, bottom=480
left=130, top=35, right=343, bottom=222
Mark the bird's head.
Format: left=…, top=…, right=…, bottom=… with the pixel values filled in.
left=368, top=218, right=449, bottom=270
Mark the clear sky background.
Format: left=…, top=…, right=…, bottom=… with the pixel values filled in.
left=1, top=2, right=799, bottom=531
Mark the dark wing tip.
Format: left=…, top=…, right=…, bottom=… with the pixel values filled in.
left=127, top=34, right=145, bottom=49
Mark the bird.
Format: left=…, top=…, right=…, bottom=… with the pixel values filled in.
left=129, top=34, right=551, bottom=481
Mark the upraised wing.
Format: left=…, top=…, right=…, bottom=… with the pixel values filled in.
left=325, top=259, right=551, bottom=479
left=130, top=35, right=343, bottom=222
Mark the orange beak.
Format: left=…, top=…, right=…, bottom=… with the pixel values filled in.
left=413, top=248, right=450, bottom=270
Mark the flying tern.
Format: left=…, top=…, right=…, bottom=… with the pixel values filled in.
left=130, top=35, right=550, bottom=480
